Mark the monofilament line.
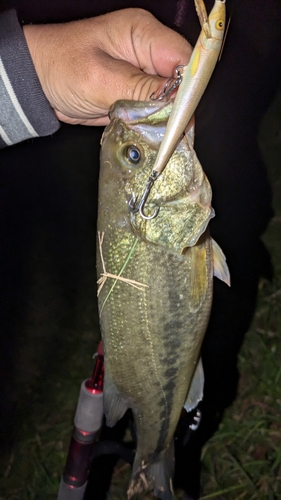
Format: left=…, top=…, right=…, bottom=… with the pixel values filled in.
left=97, top=231, right=148, bottom=299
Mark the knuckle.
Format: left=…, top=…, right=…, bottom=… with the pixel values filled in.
left=131, top=75, right=157, bottom=102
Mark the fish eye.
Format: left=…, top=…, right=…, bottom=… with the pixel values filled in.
left=216, top=19, right=224, bottom=30
left=126, top=145, right=141, bottom=164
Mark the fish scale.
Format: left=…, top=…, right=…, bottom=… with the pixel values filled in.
left=97, top=202, right=214, bottom=499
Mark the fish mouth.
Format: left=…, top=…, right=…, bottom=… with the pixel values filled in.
left=126, top=194, right=211, bottom=217
left=126, top=180, right=211, bottom=223
left=126, top=192, right=182, bottom=211
left=150, top=185, right=210, bottom=209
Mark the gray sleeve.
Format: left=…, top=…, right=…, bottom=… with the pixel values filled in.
left=0, top=10, right=60, bottom=148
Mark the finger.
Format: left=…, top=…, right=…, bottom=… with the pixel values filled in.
left=55, top=62, right=169, bottom=125
left=85, top=51, right=175, bottom=108
left=131, top=10, right=193, bottom=76
left=100, top=9, right=192, bottom=77
left=54, top=109, right=109, bottom=126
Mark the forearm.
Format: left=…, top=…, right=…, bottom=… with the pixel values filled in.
left=0, top=10, right=59, bottom=149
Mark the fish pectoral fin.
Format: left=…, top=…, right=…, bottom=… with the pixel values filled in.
left=189, top=238, right=209, bottom=312
left=104, top=375, right=129, bottom=427
left=184, top=357, right=204, bottom=413
left=212, top=238, right=231, bottom=286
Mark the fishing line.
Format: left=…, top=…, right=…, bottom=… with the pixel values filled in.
left=98, top=235, right=147, bottom=314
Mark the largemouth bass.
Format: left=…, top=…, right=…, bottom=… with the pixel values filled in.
left=97, top=100, right=230, bottom=499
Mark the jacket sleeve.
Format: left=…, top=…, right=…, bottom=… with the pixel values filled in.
left=0, top=10, right=60, bottom=148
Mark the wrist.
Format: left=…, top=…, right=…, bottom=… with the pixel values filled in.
left=0, top=10, right=59, bottom=146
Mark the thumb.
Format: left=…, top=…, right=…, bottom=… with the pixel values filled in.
left=54, top=52, right=172, bottom=127
left=84, top=54, right=169, bottom=121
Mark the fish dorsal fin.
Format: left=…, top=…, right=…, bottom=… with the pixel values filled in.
left=104, top=373, right=129, bottom=427
left=184, top=357, right=204, bottom=412
left=212, top=238, right=231, bottom=286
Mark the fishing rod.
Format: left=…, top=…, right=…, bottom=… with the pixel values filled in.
left=57, top=342, right=104, bottom=499
left=57, top=342, right=136, bottom=500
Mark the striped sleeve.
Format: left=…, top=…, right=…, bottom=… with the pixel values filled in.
left=0, top=10, right=60, bottom=148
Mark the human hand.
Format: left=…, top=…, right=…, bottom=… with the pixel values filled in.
left=23, top=9, right=192, bottom=126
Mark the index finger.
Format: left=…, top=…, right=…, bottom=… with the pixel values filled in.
left=102, top=8, right=192, bottom=77
left=132, top=10, right=193, bottom=76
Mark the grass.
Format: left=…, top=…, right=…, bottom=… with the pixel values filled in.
left=0, top=92, right=281, bottom=500
left=199, top=275, right=281, bottom=499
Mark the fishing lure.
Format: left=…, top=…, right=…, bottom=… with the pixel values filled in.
left=129, top=0, right=226, bottom=219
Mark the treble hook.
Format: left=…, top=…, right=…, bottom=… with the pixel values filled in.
left=128, top=64, right=184, bottom=221
left=150, top=65, right=184, bottom=101
left=128, top=171, right=159, bottom=220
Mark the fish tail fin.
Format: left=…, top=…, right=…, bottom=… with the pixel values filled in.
left=127, top=443, right=175, bottom=500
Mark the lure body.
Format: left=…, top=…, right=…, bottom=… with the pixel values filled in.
left=151, top=0, right=226, bottom=176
